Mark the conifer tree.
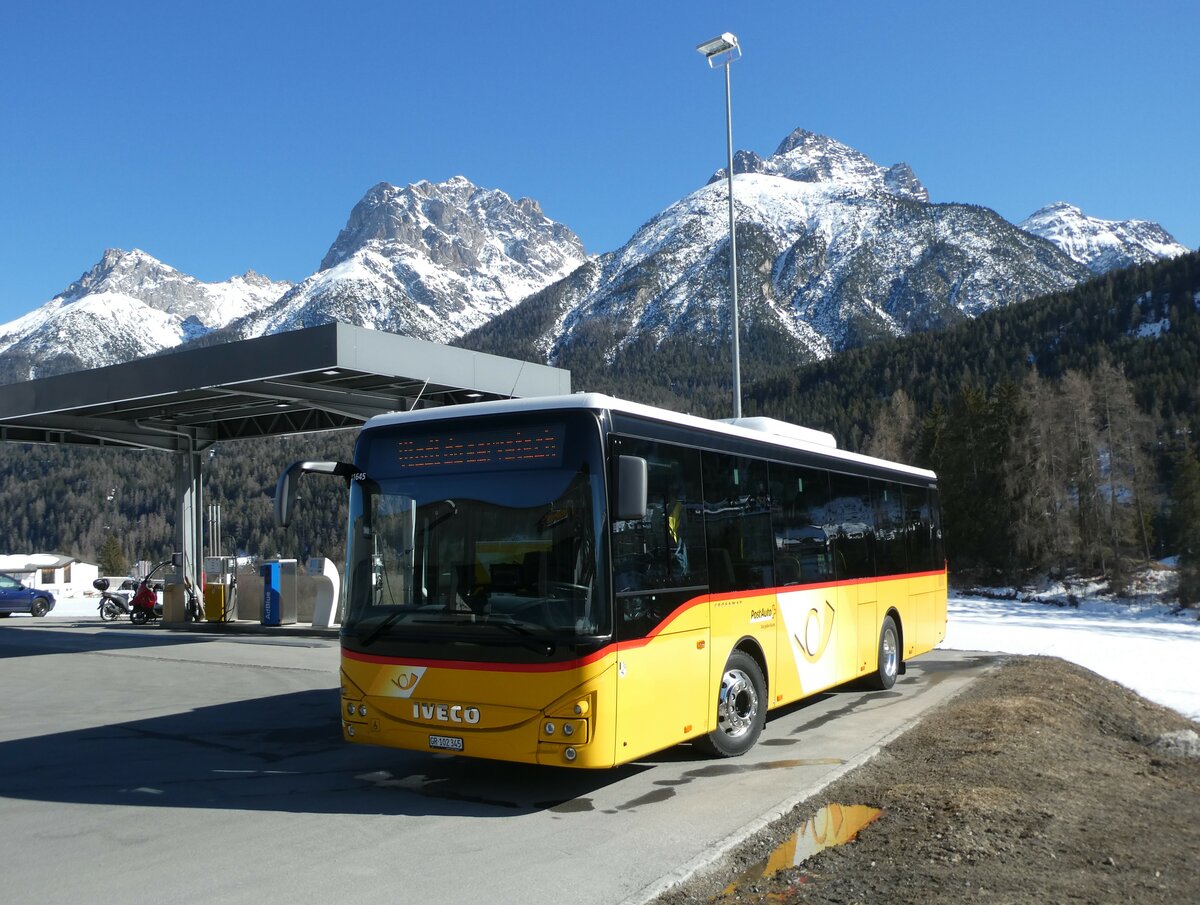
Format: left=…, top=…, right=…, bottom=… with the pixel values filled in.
left=1170, top=450, right=1200, bottom=608
left=97, top=533, right=128, bottom=577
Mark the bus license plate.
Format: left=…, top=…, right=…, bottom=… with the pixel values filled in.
left=429, top=735, right=464, bottom=751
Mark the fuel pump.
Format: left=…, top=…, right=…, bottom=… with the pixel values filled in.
left=203, top=555, right=238, bottom=622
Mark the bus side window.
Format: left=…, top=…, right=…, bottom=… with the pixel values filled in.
left=905, top=485, right=943, bottom=571
left=827, top=472, right=875, bottom=580
left=768, top=463, right=834, bottom=584
left=702, top=451, right=772, bottom=593
left=872, top=481, right=909, bottom=578
left=610, top=436, right=706, bottom=595
left=930, top=488, right=946, bottom=568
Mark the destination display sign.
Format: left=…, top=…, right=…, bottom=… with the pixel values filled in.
left=387, top=423, right=566, bottom=475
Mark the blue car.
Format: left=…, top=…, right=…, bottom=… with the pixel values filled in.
left=0, top=572, right=56, bottom=617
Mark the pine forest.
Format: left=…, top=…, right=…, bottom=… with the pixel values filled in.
left=1, top=251, right=1197, bottom=605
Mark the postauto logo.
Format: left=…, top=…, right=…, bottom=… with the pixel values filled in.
left=378, top=665, right=426, bottom=698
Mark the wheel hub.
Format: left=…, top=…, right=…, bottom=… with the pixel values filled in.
left=882, top=630, right=898, bottom=678
left=716, top=668, right=758, bottom=738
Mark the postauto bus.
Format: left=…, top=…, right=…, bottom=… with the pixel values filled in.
left=276, top=394, right=946, bottom=768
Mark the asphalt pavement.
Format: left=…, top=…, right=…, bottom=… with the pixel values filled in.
left=0, top=619, right=994, bottom=905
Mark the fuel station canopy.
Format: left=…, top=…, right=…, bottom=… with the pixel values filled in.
left=0, top=322, right=572, bottom=593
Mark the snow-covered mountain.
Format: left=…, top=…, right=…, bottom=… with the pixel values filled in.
left=0, top=249, right=291, bottom=380
left=469, top=129, right=1094, bottom=370
left=0, top=131, right=1188, bottom=387
left=0, top=177, right=586, bottom=382
left=1019, top=202, right=1190, bottom=274
left=710, top=128, right=929, bottom=203
left=220, top=176, right=587, bottom=344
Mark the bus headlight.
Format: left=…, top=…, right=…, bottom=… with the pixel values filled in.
left=541, top=718, right=588, bottom=744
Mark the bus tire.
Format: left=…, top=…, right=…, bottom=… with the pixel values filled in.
left=696, top=650, right=766, bottom=758
left=868, top=615, right=900, bottom=690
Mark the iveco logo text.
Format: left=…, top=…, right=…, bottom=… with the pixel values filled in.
left=412, top=702, right=482, bottom=724
left=750, top=608, right=774, bottom=623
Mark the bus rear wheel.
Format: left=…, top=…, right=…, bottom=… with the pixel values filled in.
left=867, top=615, right=900, bottom=690
left=696, top=650, right=766, bottom=758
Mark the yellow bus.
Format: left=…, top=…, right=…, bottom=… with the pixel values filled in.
left=276, top=394, right=946, bottom=768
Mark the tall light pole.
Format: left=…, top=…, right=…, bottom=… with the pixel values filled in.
left=696, top=32, right=743, bottom=419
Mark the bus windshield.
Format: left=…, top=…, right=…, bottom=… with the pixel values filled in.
left=342, top=414, right=609, bottom=655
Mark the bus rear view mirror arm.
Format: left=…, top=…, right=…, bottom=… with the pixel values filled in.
left=616, top=455, right=648, bottom=521
left=275, top=460, right=356, bottom=527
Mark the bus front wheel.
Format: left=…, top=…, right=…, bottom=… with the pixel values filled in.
left=696, top=650, right=766, bottom=758
left=867, top=615, right=900, bottom=690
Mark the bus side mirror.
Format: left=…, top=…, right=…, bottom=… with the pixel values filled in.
left=615, top=455, right=648, bottom=521
left=275, top=460, right=356, bottom=527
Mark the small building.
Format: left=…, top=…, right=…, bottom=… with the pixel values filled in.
left=0, top=554, right=100, bottom=598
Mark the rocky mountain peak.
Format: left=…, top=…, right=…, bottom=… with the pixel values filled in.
left=58, top=248, right=183, bottom=306
left=318, top=176, right=584, bottom=275
left=227, top=175, right=588, bottom=346
left=0, top=248, right=292, bottom=382
left=1020, top=201, right=1190, bottom=273
left=708, top=127, right=928, bottom=203
left=2, top=126, right=1187, bottom=389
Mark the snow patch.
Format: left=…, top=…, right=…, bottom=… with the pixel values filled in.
left=943, top=588, right=1200, bottom=722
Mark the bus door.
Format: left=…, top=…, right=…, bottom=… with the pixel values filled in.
left=610, top=437, right=711, bottom=761
left=614, top=590, right=710, bottom=761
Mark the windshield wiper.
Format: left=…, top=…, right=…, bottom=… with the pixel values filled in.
left=359, top=609, right=410, bottom=647
left=409, top=616, right=557, bottom=658
left=489, top=619, right=557, bottom=657
left=359, top=612, right=557, bottom=657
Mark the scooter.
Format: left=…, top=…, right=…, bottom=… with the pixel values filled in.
left=128, top=569, right=164, bottom=624
left=93, top=577, right=132, bottom=621
left=127, top=560, right=202, bottom=624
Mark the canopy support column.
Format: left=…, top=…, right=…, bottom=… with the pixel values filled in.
left=172, top=442, right=204, bottom=618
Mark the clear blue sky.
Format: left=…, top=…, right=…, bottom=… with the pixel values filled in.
left=1, top=0, right=1196, bottom=322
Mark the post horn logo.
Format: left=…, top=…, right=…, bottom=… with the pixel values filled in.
left=383, top=666, right=426, bottom=697
left=795, top=600, right=836, bottom=664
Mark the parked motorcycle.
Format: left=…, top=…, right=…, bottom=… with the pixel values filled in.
left=93, top=577, right=132, bottom=621
left=100, top=560, right=201, bottom=624
left=128, top=569, right=164, bottom=624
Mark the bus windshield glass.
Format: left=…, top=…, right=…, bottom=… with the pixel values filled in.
left=343, top=413, right=609, bottom=654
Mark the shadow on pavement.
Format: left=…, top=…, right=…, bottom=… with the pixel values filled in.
left=0, top=686, right=646, bottom=818
left=0, top=624, right=220, bottom=658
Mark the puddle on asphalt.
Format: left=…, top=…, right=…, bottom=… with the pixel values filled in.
left=718, top=803, right=883, bottom=899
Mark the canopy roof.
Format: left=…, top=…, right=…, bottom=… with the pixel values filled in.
left=0, top=322, right=571, bottom=452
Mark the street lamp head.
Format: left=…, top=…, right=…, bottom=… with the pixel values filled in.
left=696, top=32, right=741, bottom=68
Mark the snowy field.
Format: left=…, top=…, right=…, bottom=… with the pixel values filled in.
left=943, top=593, right=1200, bottom=722
left=19, top=586, right=1200, bottom=724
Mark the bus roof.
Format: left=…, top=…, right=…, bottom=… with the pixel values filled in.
left=364, top=393, right=937, bottom=483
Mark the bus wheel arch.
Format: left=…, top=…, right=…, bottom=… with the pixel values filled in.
left=886, top=607, right=904, bottom=656
left=696, top=640, right=768, bottom=758
left=734, top=637, right=769, bottom=696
